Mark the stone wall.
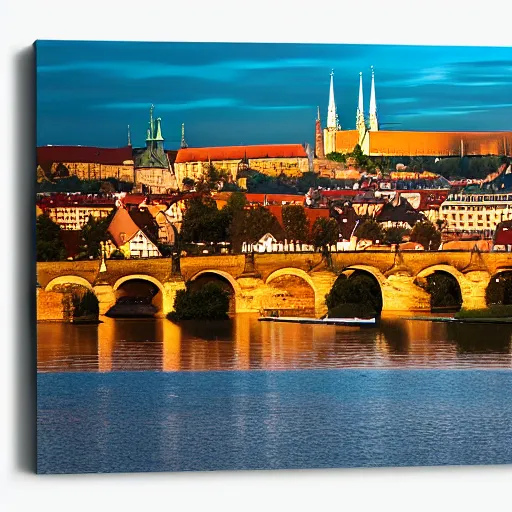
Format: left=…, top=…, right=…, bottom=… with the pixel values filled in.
left=37, top=289, right=67, bottom=321
left=51, top=161, right=135, bottom=182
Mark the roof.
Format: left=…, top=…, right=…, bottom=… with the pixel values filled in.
left=37, top=193, right=116, bottom=209
left=494, top=221, right=512, bottom=246
left=368, top=130, right=512, bottom=157
left=246, top=193, right=305, bottom=205
left=175, top=144, right=308, bottom=163
left=37, top=146, right=133, bottom=165
left=107, top=208, right=141, bottom=247
left=441, top=240, right=493, bottom=251
left=377, top=196, right=425, bottom=224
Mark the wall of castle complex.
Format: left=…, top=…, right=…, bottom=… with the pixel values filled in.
left=174, top=157, right=309, bottom=187
left=135, top=168, right=178, bottom=194
left=47, top=206, right=114, bottom=230
left=51, top=161, right=135, bottom=181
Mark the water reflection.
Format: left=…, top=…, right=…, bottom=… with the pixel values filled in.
left=37, top=314, right=512, bottom=373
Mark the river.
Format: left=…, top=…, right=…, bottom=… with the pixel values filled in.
left=37, top=315, right=512, bottom=474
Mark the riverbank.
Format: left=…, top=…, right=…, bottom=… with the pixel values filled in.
left=408, top=316, right=512, bottom=324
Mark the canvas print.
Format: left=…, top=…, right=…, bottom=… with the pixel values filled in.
left=36, top=40, right=512, bottom=474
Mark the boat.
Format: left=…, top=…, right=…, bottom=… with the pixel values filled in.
left=258, top=316, right=377, bottom=327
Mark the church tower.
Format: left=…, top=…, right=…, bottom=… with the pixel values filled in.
left=315, top=106, right=325, bottom=159
left=369, top=66, right=379, bottom=131
left=356, top=72, right=366, bottom=133
left=324, top=70, right=340, bottom=155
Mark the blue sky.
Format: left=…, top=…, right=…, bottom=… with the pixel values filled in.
left=36, top=41, right=512, bottom=149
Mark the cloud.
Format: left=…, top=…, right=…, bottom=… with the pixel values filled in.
left=99, top=98, right=240, bottom=111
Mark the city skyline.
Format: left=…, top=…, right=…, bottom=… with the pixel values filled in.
left=36, top=41, right=512, bottom=149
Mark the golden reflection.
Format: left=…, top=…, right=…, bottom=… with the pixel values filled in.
left=161, top=320, right=182, bottom=372
left=37, top=315, right=512, bottom=372
left=98, top=317, right=115, bottom=372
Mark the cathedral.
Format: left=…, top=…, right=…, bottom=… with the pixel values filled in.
left=316, top=68, right=512, bottom=158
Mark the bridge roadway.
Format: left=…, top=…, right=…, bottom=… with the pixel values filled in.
left=37, top=251, right=512, bottom=319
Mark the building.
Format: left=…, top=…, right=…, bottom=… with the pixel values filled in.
left=319, top=68, right=512, bottom=157
left=107, top=207, right=161, bottom=258
left=36, top=145, right=135, bottom=182
left=174, top=144, right=309, bottom=188
left=37, top=193, right=116, bottom=230
left=376, top=194, right=425, bottom=229
left=439, top=191, right=512, bottom=235
left=133, top=105, right=178, bottom=194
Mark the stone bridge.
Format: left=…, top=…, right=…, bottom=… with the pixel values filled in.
left=37, top=251, right=512, bottom=320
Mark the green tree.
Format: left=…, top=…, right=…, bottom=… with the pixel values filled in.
left=181, top=196, right=228, bottom=243
left=78, top=210, right=116, bottom=259
left=326, top=152, right=347, bottom=163
left=229, top=206, right=284, bottom=252
left=486, top=273, right=512, bottom=306
left=168, top=282, right=230, bottom=321
left=383, top=226, right=410, bottom=245
left=282, top=205, right=310, bottom=242
left=355, top=218, right=384, bottom=242
left=425, top=272, right=462, bottom=310
left=410, top=220, right=441, bottom=250
left=36, top=214, right=67, bottom=261
left=325, top=273, right=382, bottom=315
left=311, top=217, right=338, bottom=265
left=182, top=177, right=195, bottom=189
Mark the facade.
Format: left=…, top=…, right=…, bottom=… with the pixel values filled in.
left=322, top=68, right=512, bottom=157
left=174, top=144, right=309, bottom=188
left=439, top=191, right=512, bottom=235
left=37, top=194, right=115, bottom=230
left=133, top=105, right=178, bottom=194
left=107, top=207, right=161, bottom=258
left=36, top=146, right=135, bottom=182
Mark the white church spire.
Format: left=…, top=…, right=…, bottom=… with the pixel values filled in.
left=356, top=71, right=365, bottom=132
left=369, top=66, right=379, bottom=131
left=327, top=70, right=340, bottom=130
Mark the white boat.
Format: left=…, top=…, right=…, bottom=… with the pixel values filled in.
left=258, top=316, right=377, bottom=327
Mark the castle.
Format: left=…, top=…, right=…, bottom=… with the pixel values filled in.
left=316, top=68, right=512, bottom=158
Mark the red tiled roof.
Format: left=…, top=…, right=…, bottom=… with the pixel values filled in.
left=245, top=193, right=305, bottom=205
left=175, top=144, right=308, bottom=163
left=37, top=146, right=134, bottom=165
left=107, top=208, right=141, bottom=247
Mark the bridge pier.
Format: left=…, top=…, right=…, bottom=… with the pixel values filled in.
left=459, top=271, right=490, bottom=310
left=382, top=275, right=431, bottom=312
left=93, top=284, right=116, bottom=316
left=162, top=280, right=187, bottom=317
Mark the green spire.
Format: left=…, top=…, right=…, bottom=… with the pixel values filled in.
left=154, top=118, right=164, bottom=141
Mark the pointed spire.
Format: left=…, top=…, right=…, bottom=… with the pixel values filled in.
left=369, top=66, right=379, bottom=131
left=154, top=118, right=164, bottom=141
left=180, top=123, right=188, bottom=149
left=149, top=104, right=155, bottom=138
left=315, top=105, right=325, bottom=159
left=356, top=71, right=365, bottom=132
left=127, top=125, right=131, bottom=146
left=317, top=105, right=321, bottom=121
left=327, top=70, right=339, bottom=130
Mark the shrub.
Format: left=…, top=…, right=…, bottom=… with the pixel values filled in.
left=72, top=290, right=99, bottom=318
left=455, top=305, right=512, bottom=319
left=110, top=250, right=125, bottom=260
left=167, top=282, right=230, bottom=321
left=326, top=273, right=382, bottom=315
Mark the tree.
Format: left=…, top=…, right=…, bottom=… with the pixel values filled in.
left=325, top=273, right=382, bottom=315
left=168, top=282, right=230, bottom=321
left=181, top=196, right=228, bottom=243
left=182, top=177, right=195, bottom=189
left=486, top=273, right=512, bottom=306
left=229, top=206, right=284, bottom=252
left=78, top=210, right=115, bottom=259
left=282, top=205, right=309, bottom=242
left=383, top=226, right=410, bottom=245
left=311, top=217, right=338, bottom=265
left=425, top=272, right=462, bottom=310
left=410, top=220, right=441, bottom=250
left=36, top=214, right=67, bottom=261
left=355, top=218, right=384, bottom=242
left=326, top=152, right=347, bottom=163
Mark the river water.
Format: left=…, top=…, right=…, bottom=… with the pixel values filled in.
left=37, top=315, right=512, bottom=474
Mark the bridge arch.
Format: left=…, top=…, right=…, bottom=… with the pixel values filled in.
left=340, top=265, right=388, bottom=287
left=265, top=268, right=318, bottom=316
left=113, top=274, right=166, bottom=314
left=189, top=270, right=242, bottom=313
left=45, top=275, right=93, bottom=292
left=416, top=265, right=464, bottom=311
